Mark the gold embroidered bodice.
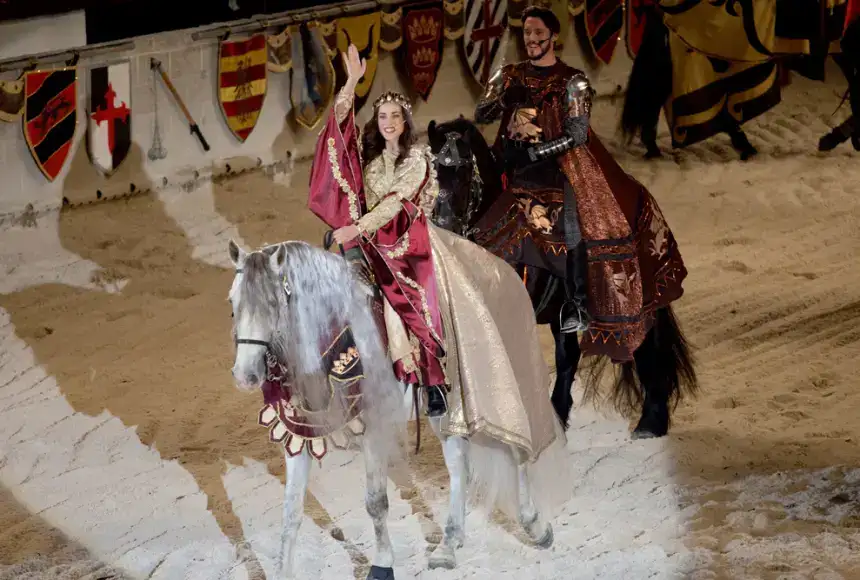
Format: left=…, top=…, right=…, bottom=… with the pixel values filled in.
left=332, top=86, right=440, bottom=236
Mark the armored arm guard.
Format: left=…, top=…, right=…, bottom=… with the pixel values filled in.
left=528, top=73, right=594, bottom=162
left=474, top=68, right=507, bottom=124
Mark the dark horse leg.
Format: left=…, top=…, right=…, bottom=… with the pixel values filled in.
left=629, top=306, right=698, bottom=439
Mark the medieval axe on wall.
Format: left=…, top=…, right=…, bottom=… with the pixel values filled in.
left=150, top=58, right=210, bottom=152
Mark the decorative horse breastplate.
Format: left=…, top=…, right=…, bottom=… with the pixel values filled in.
left=258, top=326, right=366, bottom=460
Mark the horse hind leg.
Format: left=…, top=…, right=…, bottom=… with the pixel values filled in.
left=631, top=307, right=697, bottom=439
left=277, top=448, right=313, bottom=579
left=362, top=436, right=396, bottom=579
left=427, top=418, right=467, bottom=570
left=513, top=446, right=554, bottom=549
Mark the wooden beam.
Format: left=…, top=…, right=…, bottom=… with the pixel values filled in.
left=0, top=38, right=135, bottom=73
left=189, top=0, right=406, bottom=41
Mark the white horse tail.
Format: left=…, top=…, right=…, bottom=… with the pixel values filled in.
left=467, top=420, right=572, bottom=523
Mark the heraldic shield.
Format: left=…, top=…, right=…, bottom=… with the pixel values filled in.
left=23, top=68, right=77, bottom=182
left=585, top=0, right=623, bottom=64
left=218, top=34, right=267, bottom=142
left=464, top=0, right=510, bottom=86
left=87, top=61, right=131, bottom=175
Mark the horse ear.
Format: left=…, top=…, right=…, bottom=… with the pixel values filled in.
left=269, top=243, right=286, bottom=270
left=228, top=239, right=245, bottom=266
left=427, top=120, right=436, bottom=137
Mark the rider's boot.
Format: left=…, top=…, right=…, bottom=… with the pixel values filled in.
left=560, top=242, right=590, bottom=334
left=426, top=385, right=449, bottom=417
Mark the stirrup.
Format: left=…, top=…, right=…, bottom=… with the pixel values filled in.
left=559, top=302, right=589, bottom=334
left=425, top=385, right=448, bottom=417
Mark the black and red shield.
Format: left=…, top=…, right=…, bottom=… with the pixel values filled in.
left=87, top=61, right=131, bottom=175
left=584, top=0, right=623, bottom=64
left=626, top=0, right=655, bottom=59
left=23, top=68, right=77, bottom=182
left=403, top=5, right=445, bottom=101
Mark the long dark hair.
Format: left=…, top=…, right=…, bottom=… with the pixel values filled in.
left=361, top=103, right=417, bottom=169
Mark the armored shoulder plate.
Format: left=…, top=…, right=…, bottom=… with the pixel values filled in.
left=566, top=73, right=594, bottom=117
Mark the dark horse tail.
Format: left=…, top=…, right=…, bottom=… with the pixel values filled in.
left=619, top=8, right=673, bottom=145
left=582, top=305, right=699, bottom=420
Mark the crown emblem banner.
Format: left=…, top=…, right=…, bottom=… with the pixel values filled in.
left=401, top=4, right=445, bottom=100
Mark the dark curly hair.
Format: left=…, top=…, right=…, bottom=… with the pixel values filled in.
left=522, top=6, right=561, bottom=35
left=361, top=103, right=417, bottom=169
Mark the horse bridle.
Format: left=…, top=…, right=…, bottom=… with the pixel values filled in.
left=232, top=265, right=292, bottom=351
left=434, top=131, right=472, bottom=169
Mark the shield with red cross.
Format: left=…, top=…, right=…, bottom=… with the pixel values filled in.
left=87, top=61, right=131, bottom=176
left=463, top=0, right=509, bottom=86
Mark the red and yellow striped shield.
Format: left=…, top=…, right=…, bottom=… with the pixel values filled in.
left=218, top=34, right=267, bottom=142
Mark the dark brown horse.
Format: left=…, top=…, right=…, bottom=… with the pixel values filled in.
left=427, top=118, right=699, bottom=439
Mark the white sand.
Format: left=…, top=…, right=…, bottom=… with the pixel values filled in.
left=2, top=68, right=860, bottom=579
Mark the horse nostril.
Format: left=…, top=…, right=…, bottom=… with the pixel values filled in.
left=248, top=374, right=259, bottom=386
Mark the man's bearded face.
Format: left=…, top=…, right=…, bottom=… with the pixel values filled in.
left=523, top=17, right=554, bottom=60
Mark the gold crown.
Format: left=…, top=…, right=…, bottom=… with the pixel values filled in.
left=373, top=91, right=412, bottom=113
left=408, top=14, right=440, bottom=39
left=412, top=46, right=439, bottom=67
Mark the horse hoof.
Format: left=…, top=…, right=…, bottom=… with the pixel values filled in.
left=632, top=403, right=669, bottom=439
left=428, top=544, right=456, bottom=570
left=367, top=565, right=395, bottom=580
left=533, top=522, right=554, bottom=549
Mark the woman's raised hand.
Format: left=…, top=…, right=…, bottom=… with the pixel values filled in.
left=342, top=44, right=367, bottom=91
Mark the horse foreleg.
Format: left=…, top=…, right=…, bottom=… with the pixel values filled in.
left=427, top=417, right=467, bottom=570
left=278, top=449, right=312, bottom=579
left=362, top=437, right=396, bottom=580
left=513, top=447, right=554, bottom=549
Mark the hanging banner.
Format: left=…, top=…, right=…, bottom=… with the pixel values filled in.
left=380, top=1, right=404, bottom=50
left=267, top=27, right=293, bottom=73
left=336, top=12, right=382, bottom=112
left=444, top=0, right=466, bottom=39
left=463, top=0, right=510, bottom=86
left=402, top=4, right=445, bottom=100
left=585, top=0, right=623, bottom=64
left=218, top=34, right=268, bottom=142
left=23, top=68, right=77, bottom=182
left=87, top=60, right=131, bottom=175
left=290, top=22, right=336, bottom=130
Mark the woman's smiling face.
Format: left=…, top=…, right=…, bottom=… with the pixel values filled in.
left=377, top=102, right=405, bottom=143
